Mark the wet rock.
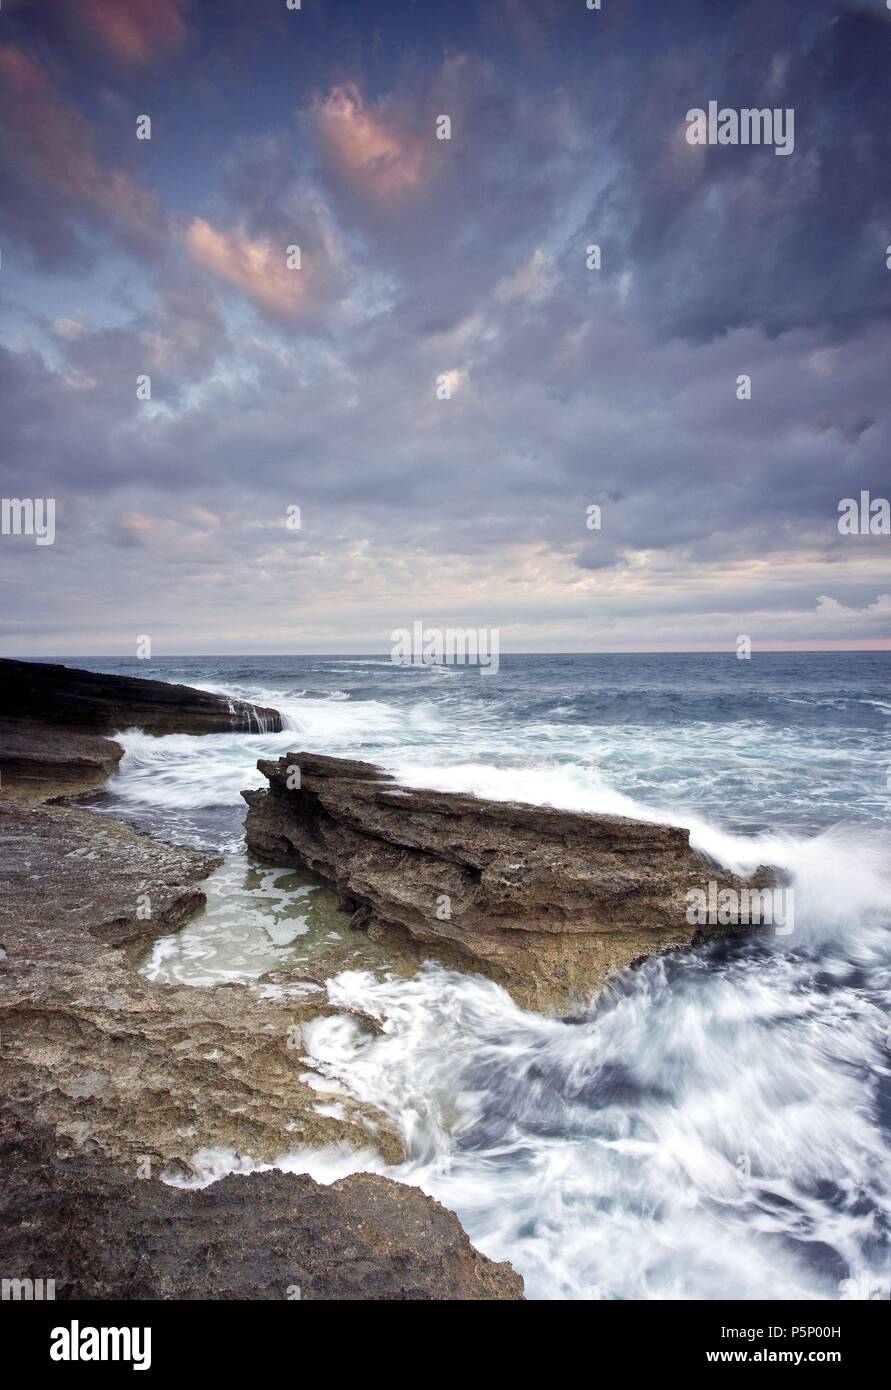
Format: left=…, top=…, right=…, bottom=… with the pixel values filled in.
left=0, top=801, right=401, bottom=1171
left=0, top=800, right=523, bottom=1299
left=0, top=658, right=282, bottom=800
left=0, top=657, right=282, bottom=737
left=244, top=751, right=781, bottom=1014
left=0, top=1107, right=523, bottom=1300
left=0, top=707, right=525, bottom=1298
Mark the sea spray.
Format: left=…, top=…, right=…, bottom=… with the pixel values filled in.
left=89, top=652, right=891, bottom=1301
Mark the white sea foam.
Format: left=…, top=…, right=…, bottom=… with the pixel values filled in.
left=165, top=1141, right=384, bottom=1189
left=107, top=695, right=444, bottom=808
left=113, top=665, right=891, bottom=1300
left=303, top=928, right=891, bottom=1299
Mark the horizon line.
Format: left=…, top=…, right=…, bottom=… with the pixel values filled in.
left=5, top=646, right=890, bottom=661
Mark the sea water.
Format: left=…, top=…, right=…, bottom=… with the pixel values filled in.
left=63, top=652, right=891, bottom=1300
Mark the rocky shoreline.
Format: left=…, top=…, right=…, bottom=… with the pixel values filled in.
left=0, top=657, right=284, bottom=736
left=0, top=656, right=282, bottom=797
left=1, top=658, right=781, bottom=1300
left=0, top=1103, right=522, bottom=1300
left=0, top=661, right=522, bottom=1300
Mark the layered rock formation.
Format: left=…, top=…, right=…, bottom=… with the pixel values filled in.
left=0, top=658, right=282, bottom=797
left=0, top=720, right=124, bottom=799
left=0, top=801, right=356, bottom=1166
left=245, top=751, right=779, bottom=1014
left=0, top=658, right=282, bottom=736
left=0, top=799, right=522, bottom=1299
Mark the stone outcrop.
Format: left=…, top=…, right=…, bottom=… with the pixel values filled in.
left=0, top=799, right=523, bottom=1299
left=244, top=751, right=780, bottom=1014
left=0, top=657, right=282, bottom=799
left=0, top=719, right=124, bottom=799
left=0, top=1108, right=522, bottom=1301
left=0, top=657, right=282, bottom=738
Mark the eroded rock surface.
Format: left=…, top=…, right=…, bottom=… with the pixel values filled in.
left=244, top=751, right=779, bottom=1013
left=0, top=1108, right=522, bottom=1301
left=0, top=665, right=525, bottom=1299
left=0, top=801, right=401, bottom=1170
left=0, top=799, right=523, bottom=1298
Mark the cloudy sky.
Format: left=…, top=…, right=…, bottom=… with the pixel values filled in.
left=1, top=0, right=889, bottom=656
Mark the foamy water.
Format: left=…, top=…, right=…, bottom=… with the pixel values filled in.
left=80, top=653, right=891, bottom=1300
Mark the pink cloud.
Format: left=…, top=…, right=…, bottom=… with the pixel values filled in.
left=314, top=84, right=426, bottom=197
left=121, top=514, right=159, bottom=543
left=0, top=45, right=165, bottom=255
left=73, top=0, right=190, bottom=66
left=185, top=218, right=307, bottom=319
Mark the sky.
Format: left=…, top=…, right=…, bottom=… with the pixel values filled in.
left=1, top=0, right=889, bottom=657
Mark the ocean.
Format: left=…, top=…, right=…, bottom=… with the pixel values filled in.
left=62, top=652, right=891, bottom=1300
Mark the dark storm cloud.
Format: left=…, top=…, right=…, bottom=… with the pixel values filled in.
left=0, top=0, right=889, bottom=653
left=302, top=53, right=586, bottom=333
left=591, top=1, right=891, bottom=343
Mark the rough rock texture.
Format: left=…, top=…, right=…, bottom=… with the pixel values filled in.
left=0, top=718, right=123, bottom=799
left=0, top=668, right=523, bottom=1298
left=244, top=752, right=779, bottom=1014
left=0, top=800, right=399, bottom=1170
left=0, top=657, right=282, bottom=737
left=0, top=799, right=523, bottom=1299
left=0, top=1108, right=523, bottom=1301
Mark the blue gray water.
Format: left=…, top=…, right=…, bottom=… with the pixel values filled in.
left=64, top=652, right=891, bottom=1300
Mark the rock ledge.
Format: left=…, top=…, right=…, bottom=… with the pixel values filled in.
left=244, top=751, right=779, bottom=1013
